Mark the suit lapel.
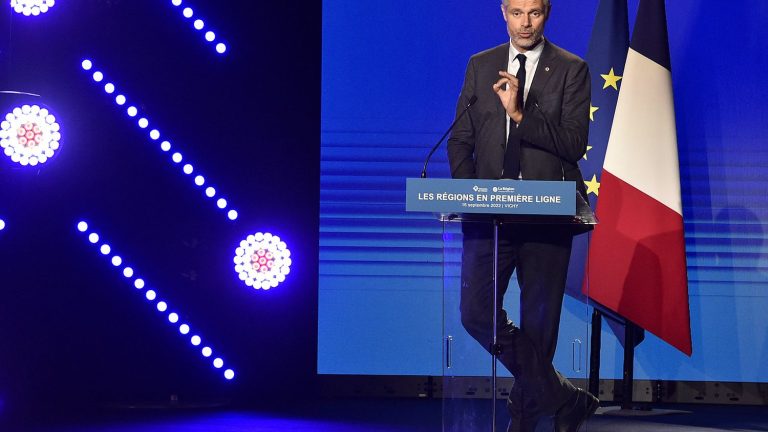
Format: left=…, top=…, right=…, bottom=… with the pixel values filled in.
left=496, top=43, right=511, bottom=149
left=498, top=42, right=510, bottom=116
left=527, top=40, right=556, bottom=108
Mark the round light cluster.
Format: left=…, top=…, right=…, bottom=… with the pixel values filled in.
left=10, top=0, right=55, bottom=16
left=234, top=233, right=291, bottom=290
left=1, top=105, right=61, bottom=166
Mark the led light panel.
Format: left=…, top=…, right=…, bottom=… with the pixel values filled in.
left=79, top=59, right=239, bottom=221
left=1, top=105, right=61, bottom=166
left=76, top=220, right=236, bottom=380
left=10, top=0, right=55, bottom=16
left=234, top=232, right=292, bottom=290
left=169, top=0, right=228, bottom=55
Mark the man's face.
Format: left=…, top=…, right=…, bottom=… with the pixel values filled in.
left=501, top=0, right=548, bottom=52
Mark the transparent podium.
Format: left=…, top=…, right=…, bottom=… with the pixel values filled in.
left=406, top=179, right=596, bottom=432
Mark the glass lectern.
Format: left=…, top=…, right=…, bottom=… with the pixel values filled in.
left=438, top=198, right=596, bottom=432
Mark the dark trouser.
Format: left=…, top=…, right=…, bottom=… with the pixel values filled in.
left=459, top=221, right=576, bottom=420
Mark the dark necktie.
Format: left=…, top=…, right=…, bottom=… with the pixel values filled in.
left=503, top=53, right=527, bottom=179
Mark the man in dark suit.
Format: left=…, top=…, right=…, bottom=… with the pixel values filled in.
left=447, top=1, right=598, bottom=431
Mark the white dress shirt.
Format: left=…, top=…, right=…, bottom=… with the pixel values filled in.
left=505, top=39, right=545, bottom=139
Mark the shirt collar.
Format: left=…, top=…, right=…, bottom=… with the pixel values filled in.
left=508, top=37, right=546, bottom=65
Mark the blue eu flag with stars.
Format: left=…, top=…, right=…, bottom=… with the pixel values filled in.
left=565, top=0, right=630, bottom=318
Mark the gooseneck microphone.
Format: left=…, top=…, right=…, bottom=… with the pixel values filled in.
left=533, top=101, right=566, bottom=181
left=421, top=95, right=478, bottom=178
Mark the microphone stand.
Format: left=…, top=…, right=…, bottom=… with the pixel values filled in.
left=421, top=95, right=477, bottom=178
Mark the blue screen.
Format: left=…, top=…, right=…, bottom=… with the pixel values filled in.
left=319, top=0, right=768, bottom=381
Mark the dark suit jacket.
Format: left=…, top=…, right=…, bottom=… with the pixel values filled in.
left=447, top=39, right=591, bottom=201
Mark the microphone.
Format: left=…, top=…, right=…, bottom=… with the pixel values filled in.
left=532, top=101, right=566, bottom=181
left=421, top=95, right=478, bottom=178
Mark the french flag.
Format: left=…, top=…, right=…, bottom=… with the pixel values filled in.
left=586, top=0, right=692, bottom=356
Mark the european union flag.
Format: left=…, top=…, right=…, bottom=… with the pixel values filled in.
left=581, top=0, right=630, bottom=206
left=565, top=0, right=629, bottom=303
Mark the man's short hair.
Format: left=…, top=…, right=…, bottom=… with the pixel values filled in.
left=501, top=0, right=552, bottom=16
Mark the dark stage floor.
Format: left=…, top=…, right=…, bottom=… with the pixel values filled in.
left=6, top=399, right=768, bottom=432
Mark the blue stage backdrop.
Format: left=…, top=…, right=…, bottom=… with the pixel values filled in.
left=319, top=0, right=768, bottom=381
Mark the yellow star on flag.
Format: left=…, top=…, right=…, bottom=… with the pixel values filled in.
left=585, top=174, right=601, bottom=196
left=589, top=104, right=599, bottom=122
left=583, top=145, right=593, bottom=161
left=601, top=68, right=623, bottom=91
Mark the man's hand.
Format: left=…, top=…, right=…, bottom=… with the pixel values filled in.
left=493, top=71, right=523, bottom=124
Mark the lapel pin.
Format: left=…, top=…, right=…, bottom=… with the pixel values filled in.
left=545, top=67, right=550, bottom=72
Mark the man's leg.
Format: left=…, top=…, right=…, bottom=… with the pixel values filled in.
left=459, top=223, right=574, bottom=429
left=516, top=226, right=572, bottom=361
left=512, top=227, right=599, bottom=432
left=506, top=226, right=576, bottom=430
left=458, top=221, right=516, bottom=357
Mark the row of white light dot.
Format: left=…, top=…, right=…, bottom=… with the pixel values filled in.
left=10, top=0, right=55, bottom=16
left=80, top=59, right=238, bottom=221
left=170, top=0, right=227, bottom=54
left=77, top=221, right=235, bottom=380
